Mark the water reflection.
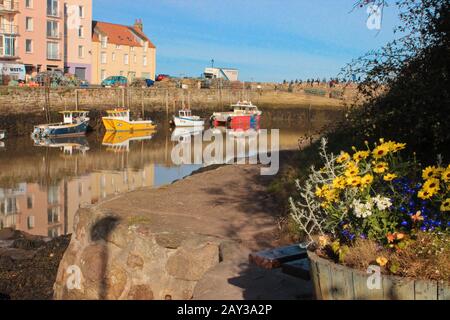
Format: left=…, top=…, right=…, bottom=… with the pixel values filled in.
left=0, top=109, right=339, bottom=238
left=33, top=136, right=90, bottom=155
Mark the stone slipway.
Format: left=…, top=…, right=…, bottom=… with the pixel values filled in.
left=54, top=164, right=312, bottom=300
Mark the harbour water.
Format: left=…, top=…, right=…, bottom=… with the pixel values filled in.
left=0, top=108, right=342, bottom=238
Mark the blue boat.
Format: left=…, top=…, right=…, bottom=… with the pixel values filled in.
left=32, top=111, right=90, bottom=138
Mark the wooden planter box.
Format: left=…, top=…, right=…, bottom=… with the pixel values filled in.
left=308, top=251, right=450, bottom=300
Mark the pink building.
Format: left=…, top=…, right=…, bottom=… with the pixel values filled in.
left=8, top=0, right=92, bottom=80
left=0, top=1, right=20, bottom=62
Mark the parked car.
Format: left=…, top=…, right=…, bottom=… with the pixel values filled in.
left=130, top=78, right=155, bottom=88
left=79, top=80, right=90, bottom=88
left=156, top=74, right=170, bottom=81
left=101, top=76, right=128, bottom=87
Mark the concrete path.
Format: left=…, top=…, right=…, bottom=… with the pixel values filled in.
left=96, top=164, right=313, bottom=300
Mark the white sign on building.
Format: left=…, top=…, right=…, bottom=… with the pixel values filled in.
left=0, top=63, right=26, bottom=81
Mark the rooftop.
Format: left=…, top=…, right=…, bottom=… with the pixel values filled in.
left=92, top=21, right=156, bottom=48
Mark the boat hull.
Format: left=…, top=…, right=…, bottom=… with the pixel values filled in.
left=102, top=118, right=116, bottom=131
left=212, top=115, right=261, bottom=128
left=173, top=116, right=205, bottom=127
left=102, top=118, right=157, bottom=132
left=33, top=121, right=89, bottom=138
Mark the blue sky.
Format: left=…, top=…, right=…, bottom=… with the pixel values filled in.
left=93, top=0, right=401, bottom=82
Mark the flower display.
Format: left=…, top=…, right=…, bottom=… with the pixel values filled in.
left=290, top=138, right=450, bottom=269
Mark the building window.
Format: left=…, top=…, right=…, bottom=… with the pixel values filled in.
left=27, top=216, right=35, bottom=230
left=112, top=52, right=116, bottom=62
left=47, top=0, right=59, bottom=17
left=46, top=20, right=59, bottom=38
left=47, top=42, right=59, bottom=60
left=133, top=55, right=137, bottom=64
left=143, top=55, right=147, bottom=66
left=144, top=42, right=148, bottom=52
left=47, top=207, right=60, bottom=224
left=124, top=54, right=129, bottom=65
left=101, top=35, right=107, bottom=48
left=25, top=39, right=33, bottom=53
left=27, top=196, right=34, bottom=209
left=101, top=52, right=107, bottom=64
left=26, top=17, right=33, bottom=31
left=78, top=45, right=84, bottom=58
left=79, top=5, right=84, bottom=18
left=78, top=26, right=84, bottom=38
left=101, top=69, right=106, bottom=81
left=26, top=0, right=33, bottom=8
left=115, top=45, right=121, bottom=50
left=1, top=36, right=16, bottom=57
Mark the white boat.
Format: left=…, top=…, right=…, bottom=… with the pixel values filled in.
left=172, top=109, right=205, bottom=127
left=0, top=130, right=5, bottom=140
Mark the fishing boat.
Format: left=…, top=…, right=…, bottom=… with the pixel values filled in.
left=0, top=130, right=5, bottom=140
left=102, top=130, right=155, bottom=153
left=102, top=108, right=156, bottom=132
left=210, top=101, right=262, bottom=128
left=171, top=109, right=205, bottom=127
left=32, top=111, right=90, bottom=138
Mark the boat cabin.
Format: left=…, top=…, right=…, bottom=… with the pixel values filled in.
left=178, top=110, right=193, bottom=118
left=230, top=102, right=259, bottom=113
left=106, top=109, right=131, bottom=121
left=60, top=111, right=89, bottom=124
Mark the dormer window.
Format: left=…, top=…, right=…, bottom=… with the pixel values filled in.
left=101, top=35, right=108, bottom=48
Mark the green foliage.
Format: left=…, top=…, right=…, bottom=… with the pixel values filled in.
left=342, top=0, right=450, bottom=162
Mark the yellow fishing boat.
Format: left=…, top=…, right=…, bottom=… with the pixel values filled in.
left=102, top=108, right=157, bottom=132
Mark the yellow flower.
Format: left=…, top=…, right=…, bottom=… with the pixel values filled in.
left=346, top=176, right=362, bottom=188
left=361, top=174, right=374, bottom=186
left=376, top=256, right=388, bottom=267
left=353, top=151, right=370, bottom=162
left=345, top=162, right=360, bottom=177
left=441, top=168, right=450, bottom=183
left=422, top=166, right=439, bottom=180
left=332, top=177, right=346, bottom=190
left=391, top=142, right=406, bottom=152
left=373, top=162, right=389, bottom=174
left=418, top=190, right=433, bottom=200
left=336, top=152, right=350, bottom=164
left=383, top=173, right=398, bottom=182
left=372, top=144, right=390, bottom=159
left=441, top=199, right=450, bottom=212
left=423, top=178, right=440, bottom=194
left=324, top=189, right=339, bottom=203
left=315, top=185, right=330, bottom=198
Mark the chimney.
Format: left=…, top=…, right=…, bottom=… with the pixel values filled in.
left=134, top=19, right=143, bottom=31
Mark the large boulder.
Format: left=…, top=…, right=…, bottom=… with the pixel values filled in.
left=53, top=207, right=225, bottom=300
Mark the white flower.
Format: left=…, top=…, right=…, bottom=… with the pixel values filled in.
left=373, top=195, right=393, bottom=211
left=352, top=199, right=373, bottom=218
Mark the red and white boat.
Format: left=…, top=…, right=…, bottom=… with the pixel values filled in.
left=210, top=101, right=262, bottom=128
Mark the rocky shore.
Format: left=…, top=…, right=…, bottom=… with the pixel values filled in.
left=0, top=229, right=70, bottom=300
